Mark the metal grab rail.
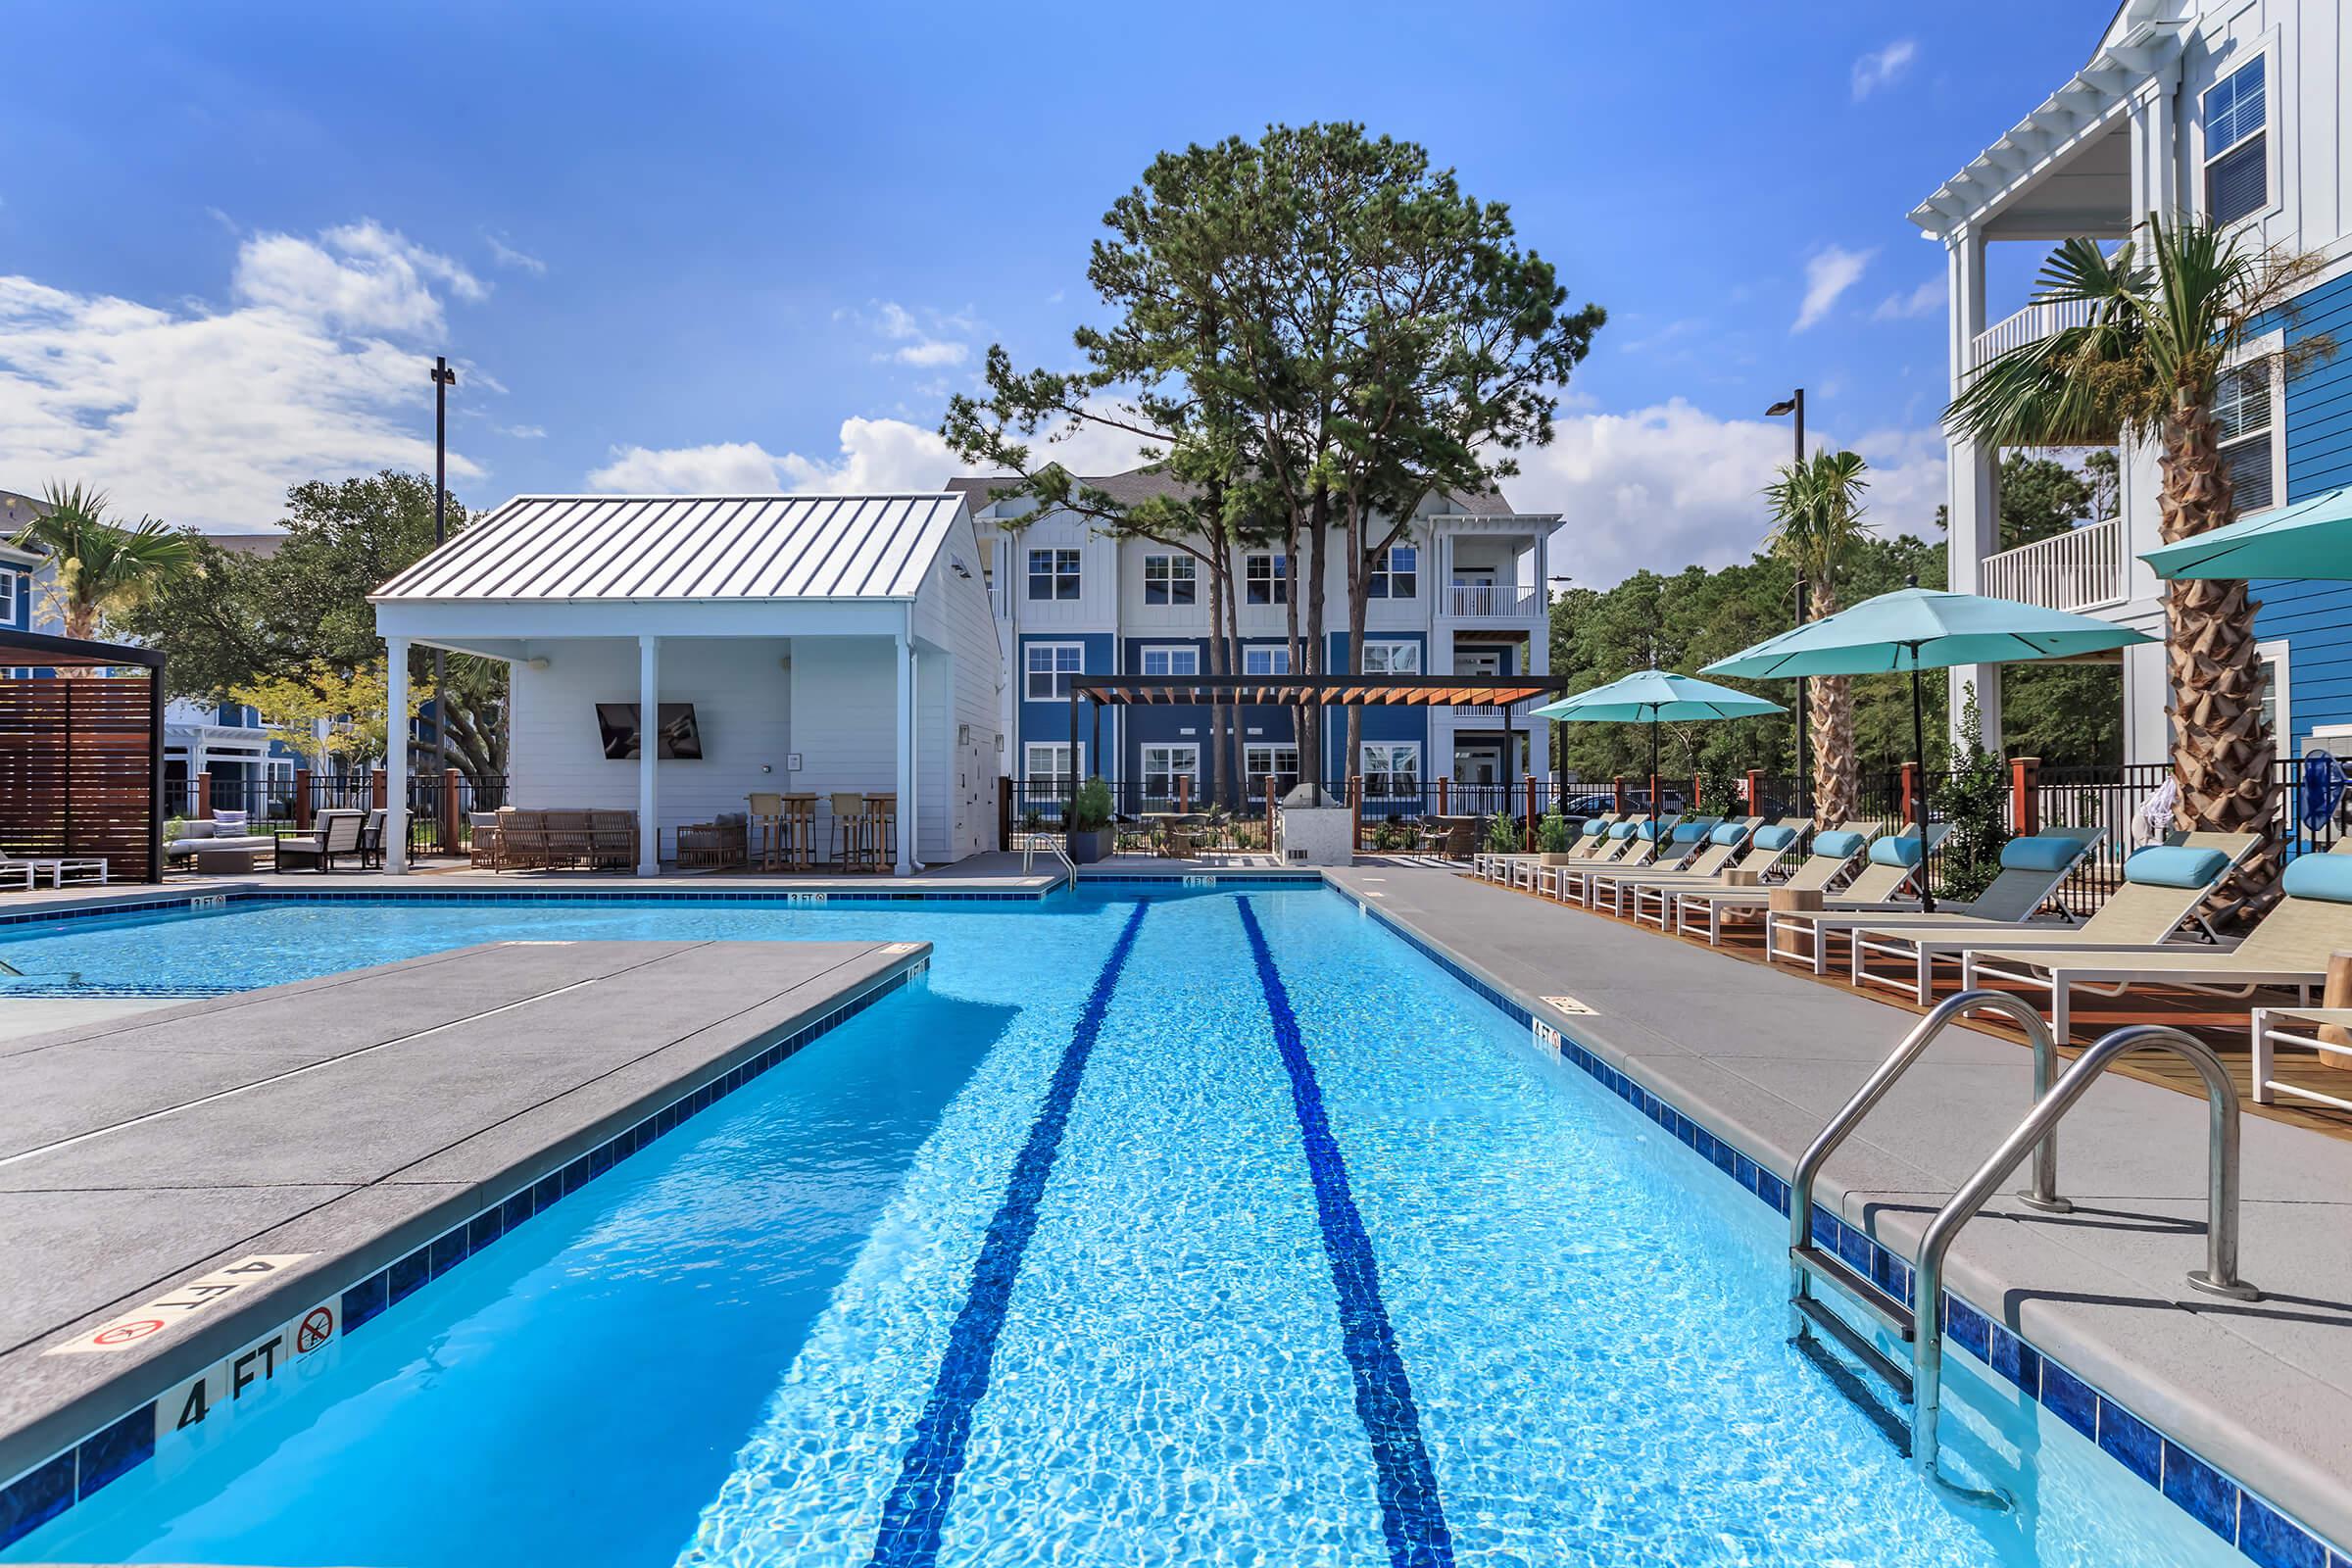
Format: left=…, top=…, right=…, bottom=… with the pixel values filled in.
left=1911, top=1024, right=2261, bottom=1480
left=1789, top=992, right=2068, bottom=1330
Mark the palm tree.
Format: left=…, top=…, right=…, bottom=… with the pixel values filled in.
left=8, top=482, right=197, bottom=655
left=1946, top=217, right=2324, bottom=895
left=1764, top=449, right=1874, bottom=822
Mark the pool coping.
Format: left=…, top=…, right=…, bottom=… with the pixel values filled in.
left=1323, top=872, right=2351, bottom=1568
left=0, top=939, right=930, bottom=1550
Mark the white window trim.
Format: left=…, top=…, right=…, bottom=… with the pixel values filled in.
left=1244, top=743, right=1299, bottom=799
left=1361, top=638, right=1421, bottom=675
left=1359, top=741, right=1423, bottom=794
left=0, top=565, right=18, bottom=625
left=2218, top=334, right=2286, bottom=516
left=1141, top=742, right=1201, bottom=795
left=1245, top=552, right=1289, bottom=605
left=1244, top=645, right=1293, bottom=676
left=1142, top=552, right=1197, bottom=606
left=2258, top=637, right=2291, bottom=749
left=2198, top=35, right=2283, bottom=230
left=1023, top=742, right=1084, bottom=783
left=1024, top=641, right=1086, bottom=702
left=1027, top=546, right=1082, bottom=602
left=1369, top=543, right=1420, bottom=600
left=1138, top=644, right=1200, bottom=677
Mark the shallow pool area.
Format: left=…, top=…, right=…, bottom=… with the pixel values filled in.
left=0, top=891, right=2278, bottom=1564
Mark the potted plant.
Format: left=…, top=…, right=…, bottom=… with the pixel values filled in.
left=1066, top=776, right=1116, bottom=864
left=1486, top=811, right=1520, bottom=857
left=1537, top=811, right=1574, bottom=865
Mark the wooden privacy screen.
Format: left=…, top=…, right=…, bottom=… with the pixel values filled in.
left=0, top=674, right=157, bottom=881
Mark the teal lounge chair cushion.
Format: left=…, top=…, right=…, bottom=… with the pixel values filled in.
left=1812, top=829, right=1868, bottom=859
left=2124, top=846, right=2230, bottom=890
left=1998, top=835, right=2086, bottom=873
left=2282, top=853, right=2352, bottom=904
left=1608, top=820, right=1639, bottom=839
left=1869, top=835, right=1926, bottom=868
left=1752, top=825, right=1799, bottom=851
left=1672, top=821, right=1709, bottom=843
left=1708, top=823, right=1747, bottom=846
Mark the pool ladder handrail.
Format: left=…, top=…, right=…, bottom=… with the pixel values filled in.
left=1910, top=1024, right=2259, bottom=1479
left=1788, top=992, right=2070, bottom=1400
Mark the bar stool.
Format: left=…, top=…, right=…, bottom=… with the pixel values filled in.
left=828, top=792, right=869, bottom=869
left=781, top=794, right=817, bottom=870
left=748, top=792, right=785, bottom=870
left=863, top=793, right=898, bottom=873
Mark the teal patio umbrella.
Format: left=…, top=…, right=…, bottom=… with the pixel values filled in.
left=2142, top=482, right=2352, bottom=580
left=1703, top=581, right=2152, bottom=910
left=1532, top=669, right=1784, bottom=844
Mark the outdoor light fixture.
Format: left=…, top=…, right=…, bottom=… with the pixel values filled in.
left=1764, top=397, right=1797, bottom=417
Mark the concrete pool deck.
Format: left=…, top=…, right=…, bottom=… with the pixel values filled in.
left=1330, top=865, right=2352, bottom=1553
left=0, top=936, right=928, bottom=1494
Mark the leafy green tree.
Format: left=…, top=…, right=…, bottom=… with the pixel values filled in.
left=1937, top=685, right=2011, bottom=902
left=8, top=482, right=196, bottom=653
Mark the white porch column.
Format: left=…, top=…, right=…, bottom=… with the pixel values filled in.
left=894, top=623, right=915, bottom=876
left=1944, top=225, right=2002, bottom=751
left=384, top=637, right=410, bottom=875
left=637, top=634, right=661, bottom=875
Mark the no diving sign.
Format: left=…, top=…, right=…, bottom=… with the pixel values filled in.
left=48, top=1255, right=312, bottom=1356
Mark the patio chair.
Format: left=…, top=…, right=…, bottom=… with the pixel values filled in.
left=1554, top=817, right=1720, bottom=909
left=1789, top=824, right=2106, bottom=993
left=1534, top=817, right=1644, bottom=899
left=499, top=809, right=550, bottom=870
left=1839, top=831, right=2257, bottom=1004
left=468, top=812, right=504, bottom=870
left=275, top=809, right=366, bottom=873
left=1671, top=820, right=1879, bottom=945
left=590, top=810, right=638, bottom=871
left=0, top=858, right=33, bottom=892
left=2249, top=1004, right=2352, bottom=1112
left=1762, top=823, right=1955, bottom=969
left=542, top=809, right=596, bottom=869
left=1629, top=817, right=1812, bottom=930
left=1961, top=841, right=2352, bottom=1044
left=1581, top=817, right=1753, bottom=916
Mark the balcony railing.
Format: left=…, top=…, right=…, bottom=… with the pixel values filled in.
left=1979, top=517, right=2126, bottom=612
left=1447, top=583, right=1541, bottom=618
left=1969, top=297, right=2097, bottom=368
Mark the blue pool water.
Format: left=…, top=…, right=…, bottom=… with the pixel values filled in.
left=2, top=892, right=2251, bottom=1566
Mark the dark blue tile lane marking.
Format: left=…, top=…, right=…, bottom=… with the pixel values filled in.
left=864, top=901, right=1151, bottom=1568
left=1235, top=897, right=1457, bottom=1568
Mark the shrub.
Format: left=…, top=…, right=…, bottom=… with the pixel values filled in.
left=1538, top=811, right=1571, bottom=854
left=1486, top=811, right=1520, bottom=855
left=1071, top=776, right=1114, bottom=832
left=1937, top=685, right=2011, bottom=903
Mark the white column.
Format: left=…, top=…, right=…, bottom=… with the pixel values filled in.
left=894, top=624, right=915, bottom=876
left=637, top=634, right=661, bottom=875
left=384, top=637, right=410, bottom=874
left=1944, top=226, right=2002, bottom=751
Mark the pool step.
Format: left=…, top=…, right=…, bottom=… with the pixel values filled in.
left=1790, top=1294, right=1916, bottom=1406
left=1790, top=1244, right=1915, bottom=1340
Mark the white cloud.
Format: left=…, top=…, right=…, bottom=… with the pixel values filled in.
left=498, top=422, right=547, bottom=439
left=587, top=440, right=792, bottom=494
left=1793, top=245, right=1875, bottom=332
left=1506, top=398, right=1946, bottom=589
left=483, top=231, right=547, bottom=276
left=847, top=300, right=973, bottom=368
left=0, top=221, right=489, bottom=530
left=1851, top=39, right=1918, bottom=100
left=1872, top=275, right=1946, bottom=321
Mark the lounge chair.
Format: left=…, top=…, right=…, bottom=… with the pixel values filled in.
left=275, top=809, right=366, bottom=873
left=2249, top=1005, right=2352, bottom=1113
left=1534, top=817, right=1644, bottom=898
left=1555, top=817, right=1722, bottom=909
left=1581, top=817, right=1752, bottom=916
left=1629, top=817, right=1812, bottom=930
left=0, top=859, right=33, bottom=892
left=1842, top=832, right=2257, bottom=1004
left=1668, top=820, right=1879, bottom=946
left=1787, top=824, right=2106, bottom=994
left=1961, top=846, right=2352, bottom=1044
left=1763, top=823, right=1955, bottom=970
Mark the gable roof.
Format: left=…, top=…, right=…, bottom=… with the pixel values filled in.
left=371, top=494, right=967, bottom=604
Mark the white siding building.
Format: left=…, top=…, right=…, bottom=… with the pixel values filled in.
left=370, top=493, right=1004, bottom=873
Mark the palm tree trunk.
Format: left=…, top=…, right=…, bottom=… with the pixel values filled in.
left=1801, top=581, right=1860, bottom=822
left=2159, top=397, right=2281, bottom=906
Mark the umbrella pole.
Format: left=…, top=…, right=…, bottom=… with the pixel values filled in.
left=1648, top=713, right=1660, bottom=849
left=1910, top=665, right=1935, bottom=913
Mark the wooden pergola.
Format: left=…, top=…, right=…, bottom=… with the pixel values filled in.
left=1068, top=673, right=1572, bottom=794
left=0, top=628, right=168, bottom=883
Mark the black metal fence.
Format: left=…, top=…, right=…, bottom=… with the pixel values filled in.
left=162, top=771, right=510, bottom=858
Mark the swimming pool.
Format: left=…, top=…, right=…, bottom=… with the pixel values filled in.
left=0, top=891, right=2262, bottom=1564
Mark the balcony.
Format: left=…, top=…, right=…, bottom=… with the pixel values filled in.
left=1446, top=583, right=1542, bottom=619
left=1970, top=297, right=2097, bottom=368
left=1980, top=518, right=2126, bottom=613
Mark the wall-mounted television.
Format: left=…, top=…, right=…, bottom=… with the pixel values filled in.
left=596, top=702, right=703, bottom=760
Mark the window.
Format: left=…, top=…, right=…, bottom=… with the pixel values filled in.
left=2204, top=56, right=2267, bottom=223
left=1143, top=553, right=1196, bottom=606
left=1028, top=547, right=1081, bottom=601
left=2256, top=639, right=2289, bottom=745
left=1360, top=742, right=1421, bottom=797
left=0, top=566, right=18, bottom=626
left=1025, top=642, right=1085, bottom=701
left=1456, top=647, right=1504, bottom=676
left=1244, top=646, right=1292, bottom=676
left=983, top=540, right=1007, bottom=617
left=1360, top=640, right=1421, bottom=675
left=1246, top=552, right=1289, bottom=605
left=1245, top=744, right=1298, bottom=801
left=2215, top=365, right=2275, bottom=513
left=1140, top=646, right=1200, bottom=676
left=1024, top=743, right=1082, bottom=788
left=1141, top=743, right=1200, bottom=804
left=1368, top=545, right=1418, bottom=599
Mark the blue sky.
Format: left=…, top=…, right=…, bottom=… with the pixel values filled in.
left=0, top=1, right=2112, bottom=582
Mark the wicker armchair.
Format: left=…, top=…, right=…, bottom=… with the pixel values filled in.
left=467, top=812, right=504, bottom=870
left=590, top=810, right=638, bottom=871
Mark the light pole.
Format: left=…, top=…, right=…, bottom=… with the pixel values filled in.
left=1766, top=389, right=1807, bottom=814
left=429, top=357, right=457, bottom=788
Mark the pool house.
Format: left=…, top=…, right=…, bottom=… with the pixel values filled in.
left=368, top=493, right=1005, bottom=875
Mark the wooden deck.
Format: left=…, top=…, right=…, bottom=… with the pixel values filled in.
left=1480, top=874, right=2352, bottom=1141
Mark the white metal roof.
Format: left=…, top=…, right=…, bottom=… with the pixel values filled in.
left=370, top=494, right=965, bottom=604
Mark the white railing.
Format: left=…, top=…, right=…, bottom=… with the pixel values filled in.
left=1447, top=583, right=1542, bottom=618
left=1979, top=517, right=2127, bottom=613
left=1969, top=298, right=2097, bottom=368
